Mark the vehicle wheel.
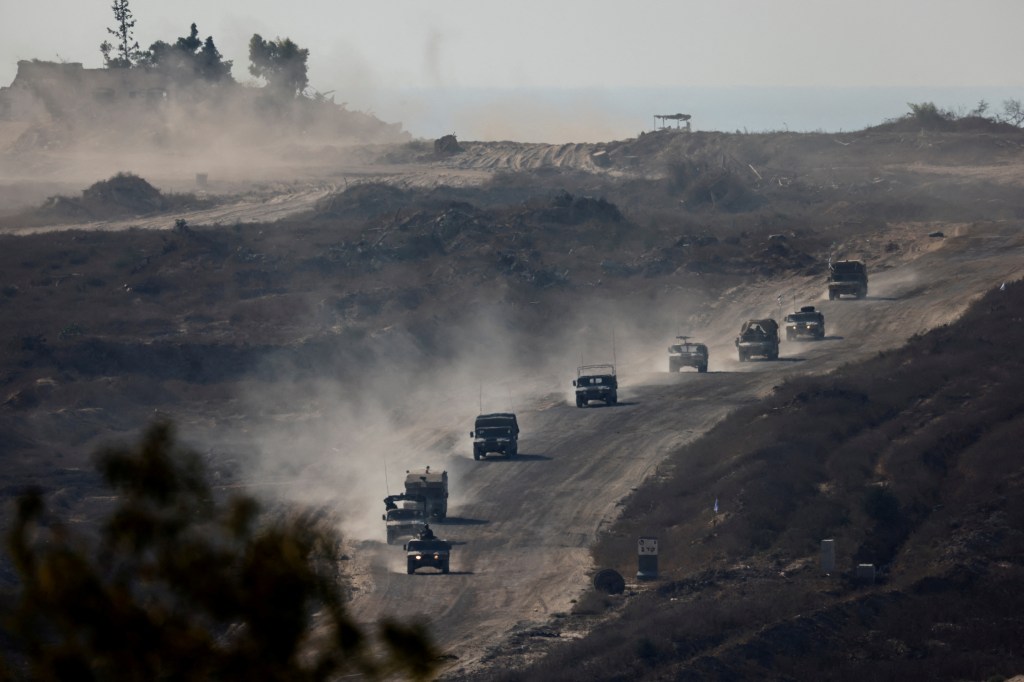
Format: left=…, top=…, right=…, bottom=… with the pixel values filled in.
left=608, top=392, right=617, bottom=406
left=407, top=562, right=415, bottom=575
left=698, top=364, right=707, bottom=373
left=828, top=290, right=836, bottom=300
left=770, top=349, right=779, bottom=360
left=442, top=562, right=450, bottom=574
left=738, top=351, right=746, bottom=362
left=576, top=397, right=585, bottom=408
left=786, top=331, right=793, bottom=341
left=473, top=450, right=480, bottom=461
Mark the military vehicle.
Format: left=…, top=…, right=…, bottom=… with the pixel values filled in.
left=405, top=537, right=452, bottom=574
left=471, top=413, right=519, bottom=460
left=828, top=260, right=868, bottom=299
left=573, top=364, right=618, bottom=407
left=403, top=467, right=448, bottom=519
left=382, top=493, right=426, bottom=544
left=735, top=319, right=780, bottom=361
left=668, top=336, right=709, bottom=373
left=784, top=306, right=825, bottom=340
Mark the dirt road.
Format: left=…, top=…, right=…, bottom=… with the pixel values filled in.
left=344, top=221, right=1024, bottom=677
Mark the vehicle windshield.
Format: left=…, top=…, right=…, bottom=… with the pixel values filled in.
left=476, top=426, right=511, bottom=438
left=407, top=540, right=449, bottom=551
left=578, top=376, right=611, bottom=386
left=387, top=509, right=422, bottom=521
left=831, top=263, right=864, bottom=279
left=671, top=343, right=706, bottom=354
left=787, top=313, right=820, bottom=322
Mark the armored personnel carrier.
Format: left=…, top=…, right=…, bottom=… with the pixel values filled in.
left=668, top=336, right=709, bottom=373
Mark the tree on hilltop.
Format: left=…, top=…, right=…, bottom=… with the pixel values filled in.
left=100, top=0, right=142, bottom=68
left=145, top=23, right=234, bottom=83
left=1001, top=99, right=1024, bottom=127
left=249, top=34, right=310, bottom=98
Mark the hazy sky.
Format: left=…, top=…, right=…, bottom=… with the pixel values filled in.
left=2, top=1, right=1023, bottom=139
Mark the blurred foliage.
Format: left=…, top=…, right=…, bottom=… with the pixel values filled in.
left=0, top=422, right=436, bottom=681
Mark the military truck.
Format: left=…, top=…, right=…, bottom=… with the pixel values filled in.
left=784, top=306, right=825, bottom=340
left=403, top=467, right=448, bottom=520
left=405, top=537, right=452, bottom=574
left=471, top=413, right=519, bottom=460
left=382, top=493, right=426, bottom=544
left=735, top=319, right=780, bottom=361
left=828, top=260, right=868, bottom=299
left=668, top=336, right=709, bottom=373
left=573, top=364, right=618, bottom=407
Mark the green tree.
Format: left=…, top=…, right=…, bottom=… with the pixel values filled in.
left=100, top=0, right=141, bottom=68
left=1, top=422, right=436, bottom=681
left=248, top=34, right=310, bottom=98
left=146, top=23, right=233, bottom=83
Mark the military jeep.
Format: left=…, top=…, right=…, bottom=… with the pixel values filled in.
left=784, top=306, right=825, bottom=340
left=668, top=336, right=709, bottom=373
left=471, top=412, right=519, bottom=460
left=828, top=260, right=868, bottom=299
left=573, top=364, right=618, bottom=407
left=405, top=538, right=452, bottom=574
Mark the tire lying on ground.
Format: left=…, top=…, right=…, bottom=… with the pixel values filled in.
left=593, top=568, right=626, bottom=595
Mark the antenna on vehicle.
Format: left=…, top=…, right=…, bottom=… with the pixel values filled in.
left=507, top=385, right=515, bottom=413
left=479, top=381, right=483, bottom=413
left=384, top=458, right=391, bottom=496
left=612, top=327, right=618, bottom=367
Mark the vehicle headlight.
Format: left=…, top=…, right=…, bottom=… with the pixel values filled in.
left=414, top=554, right=422, bottom=560
left=433, top=553, right=440, bottom=559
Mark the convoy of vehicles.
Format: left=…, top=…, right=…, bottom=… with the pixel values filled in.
left=573, top=364, right=618, bottom=406
left=384, top=258, right=868, bottom=574
left=735, top=318, right=780, bottom=361
left=668, top=336, right=709, bottom=373
left=471, top=413, right=520, bottom=459
left=784, top=306, right=825, bottom=340
left=828, top=260, right=868, bottom=299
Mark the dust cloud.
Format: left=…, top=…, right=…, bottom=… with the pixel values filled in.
left=0, top=62, right=409, bottom=205
left=213, top=285, right=715, bottom=545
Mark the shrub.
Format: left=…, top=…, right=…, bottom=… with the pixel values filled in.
left=1, top=422, right=436, bottom=681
